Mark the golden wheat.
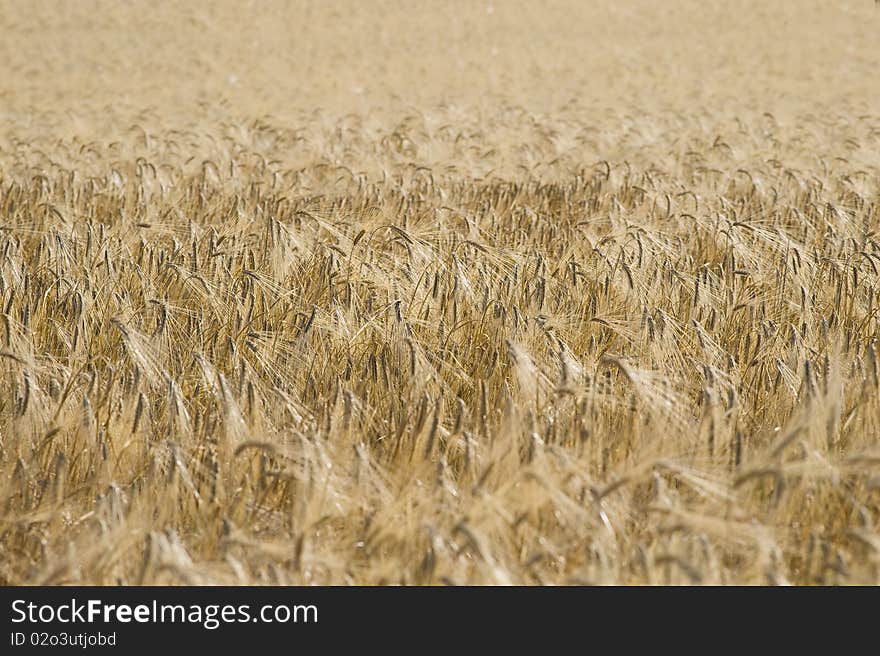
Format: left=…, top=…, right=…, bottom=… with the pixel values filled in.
left=0, top=0, right=878, bottom=585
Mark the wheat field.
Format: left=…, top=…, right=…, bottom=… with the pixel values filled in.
left=1, top=0, right=879, bottom=585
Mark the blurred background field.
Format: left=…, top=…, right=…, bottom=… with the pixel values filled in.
left=2, top=1, right=879, bottom=174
